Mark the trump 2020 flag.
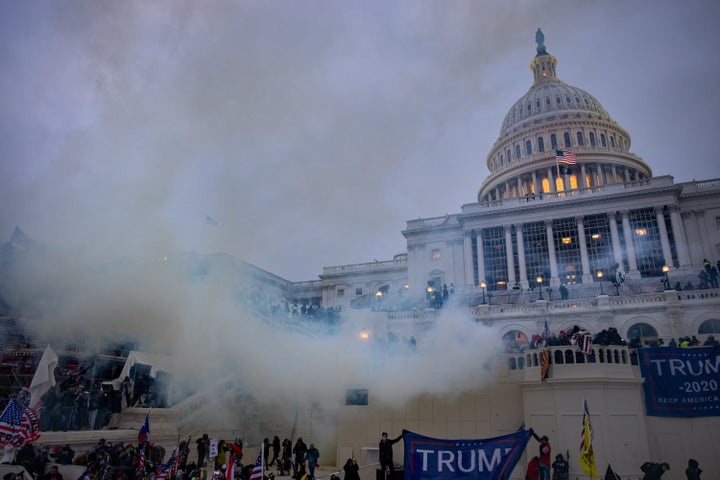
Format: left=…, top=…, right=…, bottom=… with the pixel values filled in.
left=403, top=429, right=531, bottom=480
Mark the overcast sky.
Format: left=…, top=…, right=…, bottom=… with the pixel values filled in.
left=2, top=0, right=719, bottom=281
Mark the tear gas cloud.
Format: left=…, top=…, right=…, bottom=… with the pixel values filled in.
left=3, top=250, right=501, bottom=414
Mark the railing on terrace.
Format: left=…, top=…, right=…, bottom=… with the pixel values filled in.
left=467, top=175, right=675, bottom=212
left=506, top=345, right=635, bottom=371
left=322, top=257, right=407, bottom=275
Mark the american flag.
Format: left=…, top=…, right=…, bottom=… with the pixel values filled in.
left=555, top=150, right=577, bottom=165
left=249, top=446, right=264, bottom=480
left=0, top=399, right=41, bottom=447
left=156, top=445, right=179, bottom=480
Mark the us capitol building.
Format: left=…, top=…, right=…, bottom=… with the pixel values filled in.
left=2, top=30, right=719, bottom=480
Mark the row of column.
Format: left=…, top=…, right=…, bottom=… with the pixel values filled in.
left=484, top=163, right=644, bottom=202
left=463, top=206, right=690, bottom=288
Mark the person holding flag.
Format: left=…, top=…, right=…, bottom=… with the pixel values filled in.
left=530, top=429, right=552, bottom=480
left=249, top=446, right=264, bottom=480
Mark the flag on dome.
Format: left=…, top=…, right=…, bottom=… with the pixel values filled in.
left=556, top=150, right=577, bottom=164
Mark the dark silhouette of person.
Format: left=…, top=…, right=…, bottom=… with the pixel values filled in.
left=685, top=458, right=701, bottom=480
left=379, top=431, right=404, bottom=479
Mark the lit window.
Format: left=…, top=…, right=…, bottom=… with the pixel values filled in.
left=562, top=237, right=572, bottom=245
left=591, top=233, right=602, bottom=240
left=635, top=228, right=647, bottom=236
left=431, top=249, right=441, bottom=260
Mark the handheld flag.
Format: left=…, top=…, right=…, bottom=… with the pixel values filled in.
left=579, top=399, right=599, bottom=479
left=0, top=389, right=41, bottom=447
left=540, top=349, right=550, bottom=382
left=249, top=446, right=263, bottom=480
left=29, top=345, right=59, bottom=408
left=138, top=413, right=150, bottom=443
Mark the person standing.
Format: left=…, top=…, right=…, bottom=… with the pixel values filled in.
left=551, top=454, right=568, bottom=480
left=525, top=456, right=540, bottom=480
left=196, top=433, right=209, bottom=468
left=530, top=430, right=551, bottom=480
left=685, top=459, right=701, bottom=480
left=292, top=437, right=308, bottom=477
left=305, top=443, right=319, bottom=480
left=343, top=458, right=360, bottom=480
left=269, top=436, right=281, bottom=466
left=379, top=431, right=404, bottom=479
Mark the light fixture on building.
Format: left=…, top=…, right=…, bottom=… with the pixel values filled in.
left=591, top=233, right=602, bottom=240
left=635, top=228, right=647, bottom=236
left=562, top=237, right=572, bottom=244
left=480, top=281, right=487, bottom=305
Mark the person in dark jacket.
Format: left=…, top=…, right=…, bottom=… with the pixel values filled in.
left=551, top=453, right=568, bottom=480
left=343, top=458, right=360, bottom=480
left=379, top=431, right=404, bottom=479
left=685, top=458, right=702, bottom=480
left=641, top=461, right=670, bottom=480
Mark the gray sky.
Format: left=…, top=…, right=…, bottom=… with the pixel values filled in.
left=2, top=0, right=719, bottom=281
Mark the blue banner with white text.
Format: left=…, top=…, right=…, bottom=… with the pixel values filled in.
left=638, top=346, right=720, bottom=417
left=403, top=429, right=531, bottom=480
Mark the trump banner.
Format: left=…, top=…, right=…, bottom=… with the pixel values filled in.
left=638, top=346, right=720, bottom=417
left=403, top=429, right=531, bottom=480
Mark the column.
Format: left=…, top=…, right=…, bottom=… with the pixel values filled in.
left=669, top=206, right=691, bottom=266
left=547, top=167, right=556, bottom=193
left=475, top=229, right=486, bottom=284
left=608, top=212, right=624, bottom=270
left=463, top=230, right=474, bottom=286
left=545, top=219, right=559, bottom=284
left=515, top=223, right=528, bottom=289
left=576, top=215, right=592, bottom=283
left=504, top=181, right=510, bottom=199
left=596, top=163, right=603, bottom=185
left=694, top=210, right=713, bottom=260
left=504, top=225, right=516, bottom=285
left=517, top=177, right=523, bottom=200
left=580, top=164, right=588, bottom=189
left=654, top=206, right=673, bottom=267
left=621, top=210, right=640, bottom=277
left=532, top=171, right=539, bottom=199
left=611, top=165, right=618, bottom=183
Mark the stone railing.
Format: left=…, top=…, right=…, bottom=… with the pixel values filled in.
left=322, top=258, right=406, bottom=275
left=505, top=345, right=639, bottom=381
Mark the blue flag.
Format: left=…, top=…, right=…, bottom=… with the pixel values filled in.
left=403, top=429, right=531, bottom=480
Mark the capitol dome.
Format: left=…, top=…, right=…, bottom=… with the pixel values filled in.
left=477, top=29, right=652, bottom=203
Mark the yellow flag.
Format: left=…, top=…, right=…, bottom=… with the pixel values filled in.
left=579, top=400, right=599, bottom=479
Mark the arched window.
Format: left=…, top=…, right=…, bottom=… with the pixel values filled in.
left=536, top=100, right=541, bottom=109
left=527, top=103, right=532, bottom=112
left=627, top=322, right=659, bottom=346
left=699, top=319, right=720, bottom=334
left=569, top=175, right=578, bottom=189
left=576, top=132, right=584, bottom=146
left=600, top=133, right=607, bottom=147
left=546, top=97, right=551, bottom=106
left=499, top=154, right=504, bottom=166
left=542, top=178, right=550, bottom=193
left=589, top=132, right=596, bottom=146
left=515, top=144, right=521, bottom=160
left=610, top=136, right=616, bottom=148
left=556, top=96, right=562, bottom=105
left=556, top=176, right=564, bottom=192
left=526, top=140, right=532, bottom=155
left=551, top=134, right=558, bottom=150
left=563, top=132, right=571, bottom=148
left=506, top=149, right=511, bottom=163
left=538, top=137, right=545, bottom=152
